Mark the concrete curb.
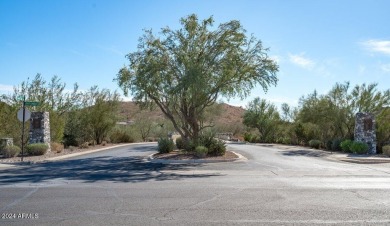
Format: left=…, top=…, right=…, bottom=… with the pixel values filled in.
left=46, top=142, right=153, bottom=161
left=146, top=151, right=247, bottom=164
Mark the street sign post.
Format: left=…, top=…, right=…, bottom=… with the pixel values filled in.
left=25, top=101, right=39, bottom=106
left=17, top=108, right=31, bottom=122
left=17, top=98, right=40, bottom=162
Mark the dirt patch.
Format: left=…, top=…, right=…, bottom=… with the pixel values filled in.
left=153, top=150, right=239, bottom=161
left=0, top=144, right=118, bottom=164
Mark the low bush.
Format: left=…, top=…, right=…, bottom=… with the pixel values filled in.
left=250, top=135, right=259, bottom=143
left=325, top=140, right=333, bottom=150
left=79, top=142, right=89, bottom=149
left=1, top=145, right=21, bottom=158
left=309, top=140, right=322, bottom=149
left=382, top=145, right=390, bottom=157
left=340, top=139, right=353, bottom=153
left=51, top=142, right=64, bottom=153
left=175, top=137, right=184, bottom=150
left=331, top=138, right=343, bottom=152
left=101, top=141, right=107, bottom=146
left=281, top=137, right=292, bottom=145
left=195, top=146, right=208, bottom=158
left=110, top=130, right=134, bottom=143
left=208, top=139, right=226, bottom=156
left=69, top=146, right=77, bottom=151
left=244, top=133, right=252, bottom=142
left=158, top=137, right=174, bottom=153
left=350, top=141, right=369, bottom=154
left=26, top=143, right=49, bottom=156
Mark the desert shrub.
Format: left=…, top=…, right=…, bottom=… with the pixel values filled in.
left=331, top=138, right=343, bottom=152
left=184, top=140, right=196, bottom=152
left=195, top=146, right=208, bottom=158
left=175, top=137, right=184, bottom=150
left=309, top=140, right=322, bottom=149
left=110, top=130, right=134, bottom=143
left=208, top=139, right=226, bottom=156
left=1, top=145, right=21, bottom=158
left=79, top=142, right=89, bottom=149
left=382, top=145, right=390, bottom=157
left=69, top=146, right=77, bottom=151
left=51, top=142, right=64, bottom=153
left=244, top=133, right=252, bottom=142
left=250, top=135, right=259, bottom=143
left=350, top=141, right=369, bottom=154
left=325, top=140, right=333, bottom=150
left=340, top=139, right=353, bottom=153
left=198, top=132, right=215, bottom=148
left=280, top=137, right=292, bottom=145
left=101, top=141, right=107, bottom=146
left=26, top=143, right=49, bottom=156
left=158, top=137, right=174, bottom=153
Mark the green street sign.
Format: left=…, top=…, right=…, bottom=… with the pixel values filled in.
left=17, top=95, right=25, bottom=101
left=25, top=101, right=39, bottom=106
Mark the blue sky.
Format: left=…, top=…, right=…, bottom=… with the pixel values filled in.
left=1, top=0, right=389, bottom=108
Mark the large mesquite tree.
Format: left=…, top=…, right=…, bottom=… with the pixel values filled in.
left=116, top=14, right=278, bottom=141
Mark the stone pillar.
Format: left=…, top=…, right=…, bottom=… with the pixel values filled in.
left=29, top=112, right=51, bottom=151
left=354, top=112, right=376, bottom=154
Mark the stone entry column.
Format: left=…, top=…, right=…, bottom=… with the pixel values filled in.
left=29, top=112, right=51, bottom=151
left=354, top=112, right=376, bottom=154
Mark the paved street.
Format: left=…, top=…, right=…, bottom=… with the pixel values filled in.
left=1, top=143, right=390, bottom=225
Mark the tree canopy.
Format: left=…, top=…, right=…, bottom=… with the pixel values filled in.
left=116, top=14, right=278, bottom=141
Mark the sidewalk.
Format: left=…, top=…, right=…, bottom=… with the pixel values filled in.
left=253, top=143, right=390, bottom=164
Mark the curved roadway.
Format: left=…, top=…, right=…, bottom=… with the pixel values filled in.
left=1, top=142, right=390, bottom=225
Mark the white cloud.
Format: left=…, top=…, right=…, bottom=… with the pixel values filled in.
left=0, top=84, right=14, bottom=93
left=288, top=53, right=315, bottom=69
left=381, top=63, right=390, bottom=73
left=270, top=55, right=281, bottom=64
left=361, top=39, right=390, bottom=55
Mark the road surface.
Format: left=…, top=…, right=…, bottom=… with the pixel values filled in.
left=1, top=143, right=390, bottom=225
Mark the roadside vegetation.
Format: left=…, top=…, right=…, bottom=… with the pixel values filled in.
left=243, top=82, right=390, bottom=155
left=1, top=14, right=390, bottom=158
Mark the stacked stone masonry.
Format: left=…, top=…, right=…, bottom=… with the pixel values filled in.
left=354, top=112, right=376, bottom=154
left=29, top=112, right=51, bottom=152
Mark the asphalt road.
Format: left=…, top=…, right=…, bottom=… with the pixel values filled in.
left=1, top=143, right=390, bottom=225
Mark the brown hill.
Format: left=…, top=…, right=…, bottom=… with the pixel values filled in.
left=118, top=101, right=245, bottom=129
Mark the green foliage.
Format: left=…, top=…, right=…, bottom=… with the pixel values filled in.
left=158, top=138, right=174, bottom=153
left=243, top=98, right=280, bottom=143
left=340, top=139, right=353, bottom=152
left=325, top=140, right=333, bottom=150
left=208, top=139, right=226, bottom=156
left=382, top=145, right=390, bottom=157
left=116, top=14, right=278, bottom=143
left=308, top=140, right=322, bottom=149
left=175, top=137, right=185, bottom=150
left=26, top=143, right=49, bottom=156
left=350, top=141, right=369, bottom=154
left=195, top=146, right=208, bottom=158
left=1, top=145, right=21, bottom=158
left=109, top=129, right=134, bottom=143
left=331, top=138, right=343, bottom=152
left=244, top=133, right=253, bottom=142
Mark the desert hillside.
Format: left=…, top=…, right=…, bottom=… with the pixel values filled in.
left=118, top=102, right=245, bottom=128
